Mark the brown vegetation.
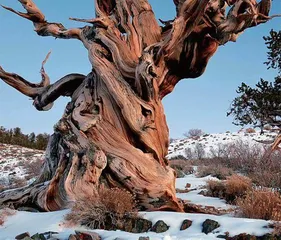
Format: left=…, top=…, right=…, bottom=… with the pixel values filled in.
left=197, top=165, right=233, bottom=180
left=206, top=175, right=252, bottom=203
left=65, top=187, right=138, bottom=230
left=236, top=189, right=281, bottom=221
left=170, top=160, right=194, bottom=178
left=196, top=141, right=281, bottom=190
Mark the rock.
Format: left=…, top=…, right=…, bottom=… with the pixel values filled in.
left=180, top=219, right=192, bottom=230
left=17, top=207, right=39, bottom=212
left=202, top=219, right=220, bottom=234
left=31, top=233, right=47, bottom=240
left=138, top=237, right=150, bottom=240
left=15, top=232, right=30, bottom=240
left=74, top=231, right=101, bottom=240
left=185, top=183, right=191, bottom=188
left=229, top=234, right=257, bottom=240
left=130, top=218, right=152, bottom=233
left=151, top=220, right=169, bottom=233
left=217, top=235, right=227, bottom=239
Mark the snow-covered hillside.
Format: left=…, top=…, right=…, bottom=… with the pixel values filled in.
left=0, top=144, right=44, bottom=186
left=168, top=130, right=278, bottom=159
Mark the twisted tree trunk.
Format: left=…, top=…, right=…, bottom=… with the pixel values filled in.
left=0, top=0, right=275, bottom=211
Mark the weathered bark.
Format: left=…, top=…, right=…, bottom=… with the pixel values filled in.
left=0, top=0, right=275, bottom=211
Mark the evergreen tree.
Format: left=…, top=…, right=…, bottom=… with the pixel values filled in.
left=228, top=30, right=281, bottom=132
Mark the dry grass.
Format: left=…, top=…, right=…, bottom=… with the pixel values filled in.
left=65, top=186, right=138, bottom=230
left=170, top=160, right=194, bottom=177
left=196, top=141, right=281, bottom=190
left=0, top=208, right=16, bottom=226
left=236, top=189, right=281, bottom=221
left=197, top=164, right=233, bottom=180
left=207, top=175, right=252, bottom=203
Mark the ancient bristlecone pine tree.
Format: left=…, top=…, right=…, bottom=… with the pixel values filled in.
left=0, top=0, right=276, bottom=211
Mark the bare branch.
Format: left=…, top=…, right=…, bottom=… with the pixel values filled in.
left=2, top=0, right=83, bottom=40
left=0, top=63, right=86, bottom=111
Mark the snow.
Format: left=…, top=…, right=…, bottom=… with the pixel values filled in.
left=168, top=130, right=277, bottom=159
left=0, top=143, right=44, bottom=186
left=0, top=173, right=274, bottom=240
left=0, top=133, right=279, bottom=240
left=0, top=209, right=272, bottom=240
left=176, top=174, right=232, bottom=209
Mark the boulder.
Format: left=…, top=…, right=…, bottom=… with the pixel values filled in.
left=202, top=219, right=220, bottom=234
left=74, top=231, right=101, bottom=240
left=15, top=232, right=31, bottom=240
left=180, top=219, right=192, bottom=230
left=130, top=218, right=152, bottom=233
left=151, top=220, right=169, bottom=233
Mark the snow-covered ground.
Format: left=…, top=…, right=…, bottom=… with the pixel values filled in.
left=0, top=143, right=44, bottom=181
left=0, top=210, right=272, bottom=240
left=176, top=175, right=232, bottom=210
left=168, top=130, right=278, bottom=159
left=0, top=132, right=279, bottom=239
left=0, top=173, right=274, bottom=240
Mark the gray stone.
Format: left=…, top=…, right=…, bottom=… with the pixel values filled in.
left=15, top=232, right=31, bottom=240
left=31, top=233, right=46, bottom=240
left=131, top=218, right=152, bottom=233
left=180, top=219, right=192, bottom=230
left=151, top=220, right=169, bottom=233
left=202, top=219, right=220, bottom=234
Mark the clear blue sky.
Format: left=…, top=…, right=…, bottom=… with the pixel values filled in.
left=0, top=0, right=280, bottom=138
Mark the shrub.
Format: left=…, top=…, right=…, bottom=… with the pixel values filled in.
left=224, top=175, right=252, bottom=202
left=245, top=128, right=256, bottom=133
left=170, top=160, right=194, bottom=177
left=183, top=129, right=204, bottom=138
left=197, top=165, right=233, bottom=180
left=65, top=186, right=138, bottom=230
left=206, top=175, right=252, bottom=203
left=236, top=189, right=281, bottom=221
left=206, top=180, right=226, bottom=199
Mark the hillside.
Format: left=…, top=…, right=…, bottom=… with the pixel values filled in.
left=0, top=143, right=44, bottom=190
left=0, top=132, right=281, bottom=239
left=168, top=129, right=278, bottom=159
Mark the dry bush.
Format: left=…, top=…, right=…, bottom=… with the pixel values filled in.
left=224, top=175, right=252, bottom=202
left=272, top=222, right=281, bottom=236
left=65, top=186, right=138, bottom=230
left=207, top=175, right=252, bottom=203
left=184, top=129, right=204, bottom=138
left=206, top=180, right=226, bottom=199
left=236, top=189, right=281, bottom=221
left=170, top=160, right=194, bottom=177
left=245, top=128, right=256, bottom=133
left=249, top=171, right=281, bottom=190
left=0, top=208, right=16, bottom=226
left=198, top=140, right=281, bottom=190
left=197, top=164, right=233, bottom=180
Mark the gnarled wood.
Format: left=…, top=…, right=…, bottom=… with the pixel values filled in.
left=0, top=0, right=276, bottom=212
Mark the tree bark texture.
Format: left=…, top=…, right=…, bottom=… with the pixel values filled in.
left=0, top=0, right=275, bottom=211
